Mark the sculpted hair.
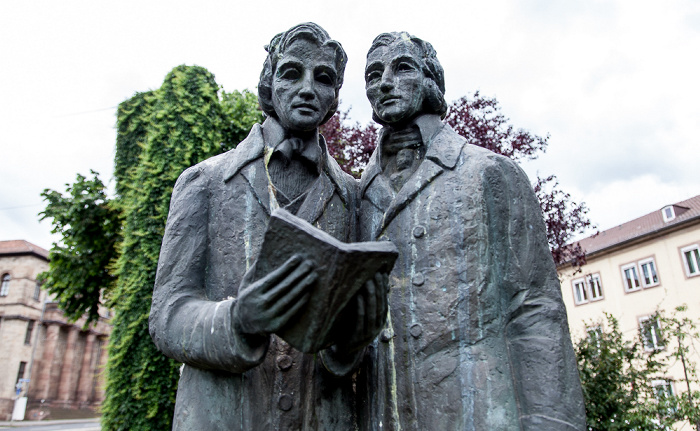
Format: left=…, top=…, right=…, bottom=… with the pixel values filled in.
left=367, top=32, right=447, bottom=122
left=258, top=23, right=347, bottom=125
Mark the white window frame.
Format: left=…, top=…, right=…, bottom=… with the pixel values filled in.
left=681, top=244, right=700, bottom=278
left=587, top=274, right=604, bottom=301
left=622, top=263, right=641, bottom=292
left=638, top=257, right=660, bottom=288
left=572, top=277, right=588, bottom=304
left=571, top=273, right=604, bottom=305
left=662, top=206, right=676, bottom=222
left=0, top=274, right=9, bottom=297
left=652, top=379, right=674, bottom=400
left=639, top=316, right=664, bottom=351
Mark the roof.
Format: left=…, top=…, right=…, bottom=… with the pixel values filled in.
left=577, top=194, right=700, bottom=256
left=0, top=240, right=49, bottom=260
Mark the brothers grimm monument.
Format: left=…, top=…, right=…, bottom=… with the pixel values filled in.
left=149, top=23, right=586, bottom=431
left=356, top=32, right=586, bottom=429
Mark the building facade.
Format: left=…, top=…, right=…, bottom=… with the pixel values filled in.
left=559, top=195, right=700, bottom=399
left=0, top=240, right=111, bottom=421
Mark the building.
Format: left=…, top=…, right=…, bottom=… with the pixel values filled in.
left=0, top=240, right=111, bottom=421
left=559, top=194, right=700, bottom=399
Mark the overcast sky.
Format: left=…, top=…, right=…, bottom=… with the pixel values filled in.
left=1, top=0, right=699, bottom=250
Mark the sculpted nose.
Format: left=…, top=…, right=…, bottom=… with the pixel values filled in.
left=379, top=69, right=394, bottom=92
left=299, top=72, right=315, bottom=99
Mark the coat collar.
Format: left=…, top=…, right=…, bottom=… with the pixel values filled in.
left=360, top=115, right=467, bottom=237
left=222, top=118, right=349, bottom=221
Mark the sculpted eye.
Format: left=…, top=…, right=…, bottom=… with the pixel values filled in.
left=278, top=67, right=301, bottom=81
left=397, top=62, right=417, bottom=73
left=366, top=70, right=381, bottom=83
left=316, top=72, right=334, bottom=86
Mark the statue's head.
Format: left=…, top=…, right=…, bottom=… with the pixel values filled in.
left=258, top=23, right=347, bottom=132
left=365, top=32, right=446, bottom=126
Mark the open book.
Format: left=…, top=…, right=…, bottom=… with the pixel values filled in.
left=254, top=208, right=398, bottom=353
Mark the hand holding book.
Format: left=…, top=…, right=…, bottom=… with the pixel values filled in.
left=238, top=209, right=398, bottom=353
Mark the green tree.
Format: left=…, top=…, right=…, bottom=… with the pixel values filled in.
left=220, top=88, right=264, bottom=151
left=656, top=305, right=700, bottom=429
left=576, top=311, right=700, bottom=430
left=101, top=65, right=226, bottom=431
left=38, top=171, right=120, bottom=325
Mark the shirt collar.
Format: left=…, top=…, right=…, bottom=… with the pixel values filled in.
left=262, top=117, right=324, bottom=172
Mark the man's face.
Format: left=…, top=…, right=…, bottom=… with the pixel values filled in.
left=365, top=41, right=425, bottom=125
left=272, top=39, right=338, bottom=132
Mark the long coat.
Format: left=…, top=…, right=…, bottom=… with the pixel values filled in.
left=357, top=115, right=586, bottom=430
left=149, top=119, right=360, bottom=431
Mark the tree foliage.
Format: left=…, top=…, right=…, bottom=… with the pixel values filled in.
left=576, top=309, right=700, bottom=430
left=534, top=175, right=593, bottom=266
left=444, top=91, right=549, bottom=161
left=38, top=171, right=120, bottom=325
left=220, top=89, right=264, bottom=152
left=320, top=107, right=377, bottom=178
left=101, top=65, right=227, bottom=431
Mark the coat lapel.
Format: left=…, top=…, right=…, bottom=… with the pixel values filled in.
left=296, top=172, right=335, bottom=224
left=378, top=159, right=444, bottom=235
left=360, top=151, right=394, bottom=213
left=222, top=124, right=271, bottom=216
left=365, top=119, right=468, bottom=237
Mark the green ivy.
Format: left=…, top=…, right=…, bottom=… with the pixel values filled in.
left=102, top=65, right=225, bottom=431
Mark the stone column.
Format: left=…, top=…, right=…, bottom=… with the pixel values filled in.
left=57, top=327, right=79, bottom=402
left=76, top=333, right=96, bottom=404
left=35, top=324, right=60, bottom=400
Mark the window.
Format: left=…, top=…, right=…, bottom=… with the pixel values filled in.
left=572, top=273, right=605, bottom=305
left=681, top=244, right=700, bottom=277
left=572, top=278, right=587, bottom=304
left=652, top=379, right=674, bottom=400
left=662, top=206, right=676, bottom=222
left=33, top=281, right=41, bottom=301
left=16, top=361, right=26, bottom=385
left=622, top=258, right=661, bottom=292
left=622, top=264, right=641, bottom=292
left=639, top=258, right=660, bottom=287
left=588, top=274, right=603, bottom=300
left=0, top=274, right=10, bottom=297
left=24, top=320, right=34, bottom=345
left=640, top=316, right=664, bottom=351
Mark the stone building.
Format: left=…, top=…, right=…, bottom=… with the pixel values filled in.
left=559, top=194, right=700, bottom=400
left=0, top=240, right=111, bottom=420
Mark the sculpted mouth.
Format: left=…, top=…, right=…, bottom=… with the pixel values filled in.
left=380, top=96, right=400, bottom=105
left=293, top=103, right=318, bottom=111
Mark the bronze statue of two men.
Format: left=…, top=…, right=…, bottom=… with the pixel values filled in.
left=150, top=23, right=586, bottom=430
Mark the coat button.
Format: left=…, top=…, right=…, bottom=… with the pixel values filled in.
left=380, top=329, right=393, bottom=342
left=412, top=272, right=425, bottom=286
left=276, top=355, right=292, bottom=371
left=412, top=226, right=426, bottom=238
left=410, top=323, right=423, bottom=338
left=278, top=394, right=293, bottom=411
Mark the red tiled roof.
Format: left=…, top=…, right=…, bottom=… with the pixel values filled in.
left=0, top=240, right=49, bottom=260
left=577, top=194, right=700, bottom=256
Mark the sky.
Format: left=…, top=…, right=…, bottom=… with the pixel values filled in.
left=1, top=0, right=699, bottom=251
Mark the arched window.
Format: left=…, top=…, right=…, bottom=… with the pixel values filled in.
left=0, top=274, right=10, bottom=297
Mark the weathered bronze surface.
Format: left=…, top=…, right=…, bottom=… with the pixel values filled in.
left=150, top=24, right=586, bottom=431
left=356, top=32, right=586, bottom=430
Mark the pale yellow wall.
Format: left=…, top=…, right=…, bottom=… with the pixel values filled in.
left=560, top=221, right=700, bottom=395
